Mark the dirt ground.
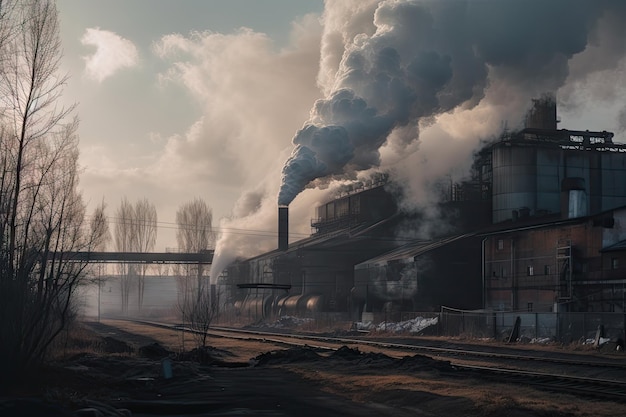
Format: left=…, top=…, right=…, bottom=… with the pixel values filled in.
left=1, top=320, right=624, bottom=417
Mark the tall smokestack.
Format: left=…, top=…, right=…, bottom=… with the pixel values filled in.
left=278, top=205, right=289, bottom=251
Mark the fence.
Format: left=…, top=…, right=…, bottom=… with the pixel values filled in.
left=436, top=308, right=626, bottom=344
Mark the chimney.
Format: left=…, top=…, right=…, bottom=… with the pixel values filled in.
left=278, top=205, right=289, bottom=251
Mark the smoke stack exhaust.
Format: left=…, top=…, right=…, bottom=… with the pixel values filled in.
left=278, top=205, right=289, bottom=251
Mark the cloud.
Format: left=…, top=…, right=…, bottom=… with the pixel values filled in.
left=75, top=14, right=325, bottom=254
left=81, top=28, right=139, bottom=82
left=150, top=15, right=328, bottom=274
left=150, top=15, right=323, bottom=205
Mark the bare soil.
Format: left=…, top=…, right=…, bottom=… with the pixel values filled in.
left=1, top=319, right=624, bottom=417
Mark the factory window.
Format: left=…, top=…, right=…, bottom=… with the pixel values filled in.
left=527, top=302, right=533, bottom=312
left=612, top=258, right=619, bottom=270
left=497, top=239, right=504, bottom=250
left=527, top=265, right=534, bottom=276
left=544, top=265, right=551, bottom=275
left=501, top=267, right=507, bottom=278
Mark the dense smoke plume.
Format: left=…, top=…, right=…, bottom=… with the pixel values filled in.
left=210, top=0, right=626, bottom=281
left=278, top=0, right=626, bottom=207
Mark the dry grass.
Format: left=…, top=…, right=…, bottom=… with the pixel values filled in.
left=287, top=366, right=626, bottom=417
left=58, top=320, right=625, bottom=417
left=48, top=323, right=107, bottom=360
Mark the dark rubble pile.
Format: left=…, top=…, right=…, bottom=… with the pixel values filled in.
left=99, top=337, right=134, bottom=354
left=137, top=342, right=171, bottom=359
left=174, top=346, right=245, bottom=367
left=331, top=346, right=453, bottom=371
left=253, top=346, right=323, bottom=365
left=253, top=345, right=455, bottom=373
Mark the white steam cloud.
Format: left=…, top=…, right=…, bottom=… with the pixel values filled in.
left=278, top=0, right=626, bottom=206
left=200, top=0, right=626, bottom=280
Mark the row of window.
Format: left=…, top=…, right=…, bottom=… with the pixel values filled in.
left=494, top=237, right=622, bottom=273
left=492, top=258, right=620, bottom=278
left=492, top=264, right=551, bottom=278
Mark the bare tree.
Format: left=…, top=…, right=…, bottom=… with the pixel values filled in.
left=175, top=198, right=214, bottom=299
left=0, top=1, right=17, bottom=53
left=114, top=197, right=134, bottom=315
left=113, top=197, right=157, bottom=314
left=133, top=198, right=157, bottom=311
left=0, top=0, right=98, bottom=384
left=90, top=200, right=111, bottom=252
left=185, top=287, right=216, bottom=350
left=90, top=200, right=110, bottom=321
left=175, top=198, right=215, bottom=349
left=176, top=278, right=216, bottom=353
left=176, top=198, right=215, bottom=253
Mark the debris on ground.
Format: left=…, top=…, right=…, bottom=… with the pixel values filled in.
left=354, top=316, right=439, bottom=334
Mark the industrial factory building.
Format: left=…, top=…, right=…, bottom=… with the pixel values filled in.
left=229, top=179, right=402, bottom=321
left=483, top=207, right=626, bottom=314
left=224, top=96, right=626, bottom=322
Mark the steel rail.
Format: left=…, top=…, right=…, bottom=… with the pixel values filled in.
left=102, top=318, right=626, bottom=403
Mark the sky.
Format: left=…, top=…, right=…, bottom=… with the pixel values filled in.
left=57, top=0, right=325, bottom=252
left=55, top=0, right=626, bottom=276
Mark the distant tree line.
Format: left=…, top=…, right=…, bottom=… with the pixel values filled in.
left=102, top=196, right=215, bottom=316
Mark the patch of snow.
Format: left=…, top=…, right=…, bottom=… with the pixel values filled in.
left=583, top=336, right=611, bottom=346
left=266, top=316, right=314, bottom=328
left=529, top=337, right=552, bottom=344
left=355, top=316, right=438, bottom=334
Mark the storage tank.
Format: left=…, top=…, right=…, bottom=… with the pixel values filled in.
left=599, top=153, right=626, bottom=212
left=492, top=145, right=537, bottom=223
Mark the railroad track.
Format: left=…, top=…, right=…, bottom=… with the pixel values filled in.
left=94, top=318, right=626, bottom=403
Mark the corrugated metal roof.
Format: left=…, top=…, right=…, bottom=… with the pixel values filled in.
left=244, top=214, right=402, bottom=262
left=355, top=233, right=474, bottom=269
left=600, top=239, right=626, bottom=253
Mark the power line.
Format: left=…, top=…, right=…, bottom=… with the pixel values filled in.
left=83, top=214, right=311, bottom=239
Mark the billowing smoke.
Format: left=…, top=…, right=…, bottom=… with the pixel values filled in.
left=208, top=0, right=626, bottom=280
left=278, top=0, right=626, bottom=206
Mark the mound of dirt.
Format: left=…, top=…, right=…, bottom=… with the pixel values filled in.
left=253, top=346, right=323, bottom=365
left=138, top=342, right=171, bottom=359
left=328, top=346, right=453, bottom=371
left=252, top=345, right=455, bottom=374
left=175, top=346, right=245, bottom=367
left=330, top=345, right=364, bottom=359
left=100, top=337, right=133, bottom=354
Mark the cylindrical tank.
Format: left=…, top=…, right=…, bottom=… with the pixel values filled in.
left=304, top=295, right=324, bottom=313
left=240, top=295, right=273, bottom=320
left=492, top=145, right=537, bottom=223
left=599, top=153, right=626, bottom=212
